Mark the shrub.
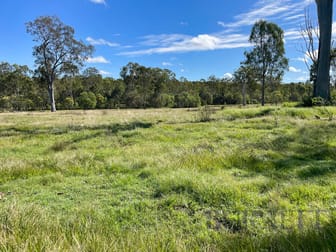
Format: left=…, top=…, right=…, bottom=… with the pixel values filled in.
left=197, top=105, right=215, bottom=122
left=199, top=90, right=213, bottom=105
left=330, top=89, right=336, bottom=105
left=77, top=91, right=97, bottom=109
left=271, top=91, right=283, bottom=105
left=63, top=97, right=75, bottom=109
left=96, top=94, right=107, bottom=109
left=175, top=92, right=201, bottom=108
left=159, top=94, right=175, bottom=108
left=0, top=96, right=12, bottom=111
left=282, top=102, right=299, bottom=107
left=11, top=97, right=34, bottom=111
left=302, top=95, right=313, bottom=107
left=124, top=91, right=144, bottom=108
left=312, top=96, right=326, bottom=106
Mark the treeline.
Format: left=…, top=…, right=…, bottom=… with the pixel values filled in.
left=0, top=61, right=320, bottom=111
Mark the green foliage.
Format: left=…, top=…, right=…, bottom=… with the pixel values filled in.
left=302, top=95, right=313, bottom=107
left=0, top=61, right=314, bottom=111
left=26, top=16, right=94, bottom=112
left=77, top=91, right=97, bottom=109
left=62, top=97, right=75, bottom=109
left=245, top=20, right=288, bottom=106
left=95, top=94, right=107, bottom=109
left=197, top=105, right=215, bottom=122
left=199, top=89, right=213, bottom=105
left=312, top=96, right=327, bottom=106
left=0, top=96, right=12, bottom=111
left=270, top=90, right=283, bottom=105
left=331, top=89, right=336, bottom=105
left=175, top=92, right=201, bottom=108
left=158, top=93, right=175, bottom=108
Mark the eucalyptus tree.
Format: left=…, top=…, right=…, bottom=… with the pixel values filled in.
left=234, top=65, right=255, bottom=106
left=26, top=16, right=93, bottom=112
left=314, top=0, right=333, bottom=100
left=245, top=20, right=288, bottom=106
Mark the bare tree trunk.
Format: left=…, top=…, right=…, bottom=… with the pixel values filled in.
left=261, top=73, right=265, bottom=106
left=315, top=0, right=333, bottom=100
left=242, top=81, right=247, bottom=106
left=48, top=82, right=56, bottom=112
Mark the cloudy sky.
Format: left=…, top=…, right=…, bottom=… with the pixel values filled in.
left=0, top=0, right=335, bottom=82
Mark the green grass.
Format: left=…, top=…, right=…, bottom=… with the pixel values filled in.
left=0, top=106, right=336, bottom=251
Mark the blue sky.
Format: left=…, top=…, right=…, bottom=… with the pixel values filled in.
left=0, top=0, right=335, bottom=82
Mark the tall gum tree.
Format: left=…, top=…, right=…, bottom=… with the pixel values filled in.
left=315, top=0, right=333, bottom=100
left=26, top=16, right=93, bottom=112
left=245, top=20, right=288, bottom=106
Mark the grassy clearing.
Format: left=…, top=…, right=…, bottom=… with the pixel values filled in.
left=0, top=106, right=336, bottom=251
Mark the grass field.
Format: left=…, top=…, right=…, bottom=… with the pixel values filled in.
left=1, top=106, right=336, bottom=251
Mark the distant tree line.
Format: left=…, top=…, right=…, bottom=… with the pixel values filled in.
left=0, top=9, right=334, bottom=111
left=1, top=60, right=326, bottom=111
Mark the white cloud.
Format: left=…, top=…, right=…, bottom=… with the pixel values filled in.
left=99, top=70, right=111, bottom=75
left=90, top=0, right=106, bottom=5
left=217, top=21, right=226, bottom=27
left=86, top=37, right=119, bottom=47
left=284, top=28, right=302, bottom=41
left=162, top=62, right=172, bottom=66
left=221, top=0, right=313, bottom=29
left=294, top=57, right=307, bottom=63
left=120, top=33, right=250, bottom=56
left=118, top=0, right=318, bottom=56
left=289, top=66, right=302, bottom=73
left=87, top=56, right=110, bottom=64
left=140, top=34, right=191, bottom=47
left=223, top=73, right=233, bottom=79
left=284, top=14, right=305, bottom=21
left=296, top=76, right=308, bottom=82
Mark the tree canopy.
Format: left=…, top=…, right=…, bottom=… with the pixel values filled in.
left=26, top=16, right=93, bottom=112
left=244, top=20, right=288, bottom=106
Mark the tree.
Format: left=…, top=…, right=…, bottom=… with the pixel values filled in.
left=81, top=67, right=103, bottom=93
left=245, top=20, right=288, bottom=106
left=300, top=11, right=319, bottom=90
left=78, top=91, right=97, bottom=109
left=234, top=65, right=255, bottom=106
left=120, top=62, right=174, bottom=108
left=314, top=0, right=333, bottom=100
left=26, top=16, right=93, bottom=112
left=300, top=10, right=336, bottom=97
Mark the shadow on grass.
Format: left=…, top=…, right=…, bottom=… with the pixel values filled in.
left=0, top=121, right=153, bottom=138
left=263, top=218, right=336, bottom=251
left=49, top=121, right=153, bottom=152
left=273, top=123, right=336, bottom=174
left=231, top=122, right=336, bottom=180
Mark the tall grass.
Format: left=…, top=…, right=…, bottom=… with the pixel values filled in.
left=1, top=106, right=336, bottom=251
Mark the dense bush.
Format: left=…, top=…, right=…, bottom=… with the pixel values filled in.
left=0, top=61, right=322, bottom=111
left=175, top=92, right=201, bottom=108
left=63, top=97, right=75, bottom=109
left=312, top=96, right=326, bottom=106
left=0, top=96, right=12, bottom=111
left=77, top=91, right=97, bottom=109
left=96, top=94, right=107, bottom=109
